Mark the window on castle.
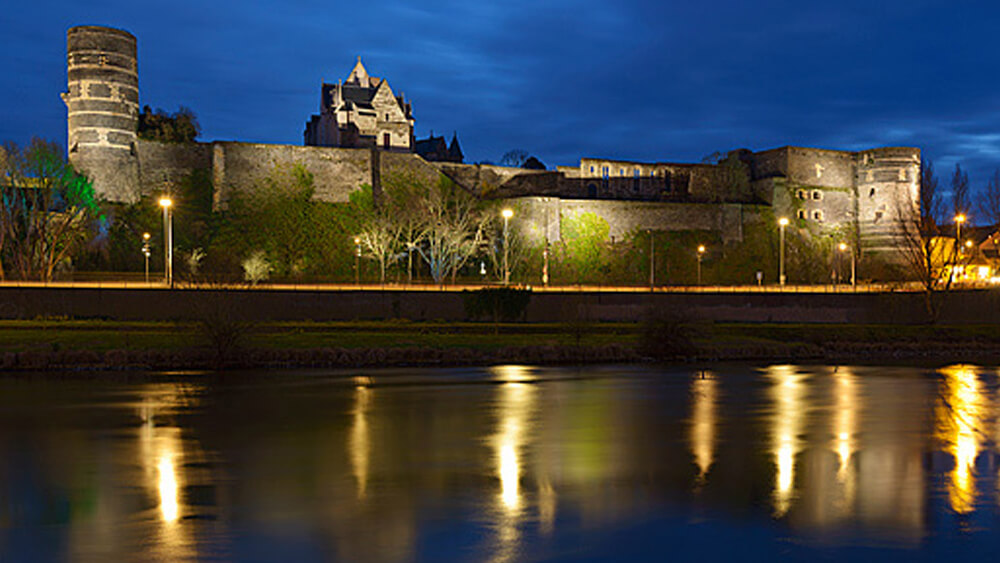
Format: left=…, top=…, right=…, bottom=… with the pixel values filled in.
left=797, top=209, right=807, bottom=220
left=812, top=190, right=822, bottom=200
left=590, top=166, right=594, bottom=174
left=620, top=168, right=625, bottom=176
left=383, top=133, right=391, bottom=148
left=875, top=211, right=884, bottom=222
left=797, top=190, right=807, bottom=200
left=869, top=188, right=876, bottom=198
left=602, top=166, right=609, bottom=179
left=812, top=210, right=824, bottom=221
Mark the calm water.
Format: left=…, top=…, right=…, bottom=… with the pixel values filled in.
left=3, top=364, right=1000, bottom=561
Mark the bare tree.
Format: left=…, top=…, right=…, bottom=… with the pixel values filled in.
left=979, top=169, right=1000, bottom=229
left=951, top=164, right=970, bottom=221
left=387, top=174, right=430, bottom=284
left=352, top=184, right=400, bottom=284
left=895, top=161, right=954, bottom=321
left=499, top=149, right=529, bottom=168
left=414, top=178, right=492, bottom=285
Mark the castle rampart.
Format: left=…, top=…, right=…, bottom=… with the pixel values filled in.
left=61, top=25, right=921, bottom=278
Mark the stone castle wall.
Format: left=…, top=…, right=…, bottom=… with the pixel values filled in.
left=65, top=25, right=920, bottom=268
left=511, top=197, right=757, bottom=245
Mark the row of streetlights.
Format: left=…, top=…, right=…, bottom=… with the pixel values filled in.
left=777, top=216, right=855, bottom=288
left=135, top=197, right=174, bottom=287
left=143, top=202, right=904, bottom=289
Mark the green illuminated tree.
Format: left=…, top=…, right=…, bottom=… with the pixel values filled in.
left=0, top=139, right=99, bottom=281
left=215, top=163, right=316, bottom=277
left=559, top=211, right=610, bottom=283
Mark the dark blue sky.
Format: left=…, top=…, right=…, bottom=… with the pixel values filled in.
left=3, top=1, right=1000, bottom=195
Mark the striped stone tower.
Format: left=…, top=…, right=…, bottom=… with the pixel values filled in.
left=62, top=25, right=140, bottom=202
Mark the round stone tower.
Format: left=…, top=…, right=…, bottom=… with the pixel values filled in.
left=62, top=25, right=140, bottom=202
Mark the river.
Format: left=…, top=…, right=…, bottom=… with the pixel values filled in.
left=1, top=363, right=999, bottom=561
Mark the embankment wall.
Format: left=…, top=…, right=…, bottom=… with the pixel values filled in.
left=1, top=287, right=998, bottom=325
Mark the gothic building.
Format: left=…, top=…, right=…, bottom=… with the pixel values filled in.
left=414, top=132, right=463, bottom=163
left=304, top=58, right=414, bottom=150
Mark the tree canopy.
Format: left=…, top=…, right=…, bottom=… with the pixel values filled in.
left=138, top=106, right=200, bottom=143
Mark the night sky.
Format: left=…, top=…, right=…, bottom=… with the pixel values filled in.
left=3, top=1, right=999, bottom=199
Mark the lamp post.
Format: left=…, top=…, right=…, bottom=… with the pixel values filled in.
left=648, top=229, right=655, bottom=290
left=158, top=197, right=173, bottom=288
left=502, top=208, right=513, bottom=285
left=142, top=232, right=151, bottom=283
left=406, top=241, right=414, bottom=285
left=838, top=242, right=855, bottom=289
left=778, top=217, right=789, bottom=287
left=354, top=236, right=361, bottom=285
left=696, top=244, right=706, bottom=286
left=542, top=240, right=549, bottom=287
left=955, top=213, right=966, bottom=245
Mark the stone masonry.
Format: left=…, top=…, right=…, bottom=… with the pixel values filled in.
left=64, top=25, right=920, bottom=265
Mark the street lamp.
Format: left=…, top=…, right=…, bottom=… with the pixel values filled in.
left=542, top=240, right=550, bottom=287
left=158, top=197, right=173, bottom=287
left=778, top=217, right=789, bottom=286
left=142, top=232, right=151, bottom=283
left=955, top=214, right=966, bottom=244
left=696, top=244, right=706, bottom=285
left=502, top=208, right=513, bottom=285
left=648, top=229, right=655, bottom=290
left=354, top=236, right=361, bottom=285
left=838, top=242, right=855, bottom=288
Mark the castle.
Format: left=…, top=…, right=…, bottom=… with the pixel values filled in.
left=303, top=58, right=414, bottom=151
left=63, top=25, right=919, bottom=274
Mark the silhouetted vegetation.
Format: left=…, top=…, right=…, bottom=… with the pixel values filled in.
left=462, top=287, right=532, bottom=322
left=137, top=106, right=200, bottom=143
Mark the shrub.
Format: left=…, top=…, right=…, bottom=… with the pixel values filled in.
left=462, top=287, right=532, bottom=322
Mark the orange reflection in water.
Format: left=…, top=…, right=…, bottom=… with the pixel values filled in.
left=832, top=368, right=858, bottom=483
left=489, top=365, right=539, bottom=563
left=348, top=385, right=372, bottom=499
left=689, top=372, right=718, bottom=486
left=136, top=384, right=198, bottom=560
left=935, top=365, right=984, bottom=514
left=768, top=365, right=806, bottom=517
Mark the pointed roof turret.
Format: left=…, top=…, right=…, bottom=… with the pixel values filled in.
left=449, top=132, right=464, bottom=163
left=346, top=56, right=369, bottom=85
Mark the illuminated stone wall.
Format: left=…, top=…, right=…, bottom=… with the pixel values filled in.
left=511, top=197, right=754, bottom=244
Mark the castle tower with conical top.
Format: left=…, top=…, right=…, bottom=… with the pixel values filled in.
left=62, top=25, right=140, bottom=202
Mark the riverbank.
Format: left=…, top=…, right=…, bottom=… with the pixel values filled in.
left=0, top=320, right=998, bottom=371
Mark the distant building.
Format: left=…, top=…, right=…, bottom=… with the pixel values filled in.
left=304, top=58, right=414, bottom=151
left=415, top=132, right=463, bottom=163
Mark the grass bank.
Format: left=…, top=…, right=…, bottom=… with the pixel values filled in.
left=0, top=320, right=997, bottom=371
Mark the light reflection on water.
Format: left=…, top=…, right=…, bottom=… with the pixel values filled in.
left=767, top=365, right=806, bottom=517
left=935, top=365, right=985, bottom=514
left=4, top=364, right=1000, bottom=560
